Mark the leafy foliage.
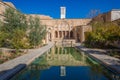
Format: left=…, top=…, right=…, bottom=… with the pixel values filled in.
left=28, top=16, right=46, bottom=48
left=0, top=8, right=46, bottom=49
left=84, top=22, right=120, bottom=48
left=0, top=8, right=29, bottom=49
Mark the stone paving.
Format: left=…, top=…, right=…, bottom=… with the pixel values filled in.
left=76, top=45, right=120, bottom=74
left=0, top=42, right=54, bottom=80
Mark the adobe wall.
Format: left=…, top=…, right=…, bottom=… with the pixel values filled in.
left=0, top=1, right=92, bottom=44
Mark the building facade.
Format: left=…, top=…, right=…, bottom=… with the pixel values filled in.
left=93, top=9, right=120, bottom=22
left=41, top=19, right=91, bottom=44
left=0, top=2, right=92, bottom=45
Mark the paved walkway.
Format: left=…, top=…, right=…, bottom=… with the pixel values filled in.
left=0, top=42, right=54, bottom=80
left=76, top=45, right=120, bottom=74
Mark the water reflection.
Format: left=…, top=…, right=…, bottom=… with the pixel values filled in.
left=60, top=66, right=66, bottom=76
left=33, top=47, right=89, bottom=66
left=11, top=47, right=120, bottom=80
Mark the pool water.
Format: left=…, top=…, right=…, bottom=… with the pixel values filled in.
left=11, top=47, right=120, bottom=80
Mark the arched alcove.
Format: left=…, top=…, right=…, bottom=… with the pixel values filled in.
left=55, top=31, right=58, bottom=38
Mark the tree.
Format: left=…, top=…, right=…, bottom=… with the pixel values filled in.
left=1, top=8, right=29, bottom=49
left=85, top=22, right=120, bottom=48
left=0, top=8, right=46, bottom=49
left=29, top=16, right=46, bottom=48
left=87, top=9, right=100, bottom=18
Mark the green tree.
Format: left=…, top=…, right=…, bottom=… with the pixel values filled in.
left=85, top=22, right=120, bottom=48
left=1, top=8, right=29, bottom=49
left=29, top=16, right=46, bottom=48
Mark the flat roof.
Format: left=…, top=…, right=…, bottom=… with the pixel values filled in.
left=111, top=9, right=120, bottom=11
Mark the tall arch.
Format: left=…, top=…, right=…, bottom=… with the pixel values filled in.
left=55, top=31, right=58, bottom=38
left=63, top=31, right=65, bottom=38
left=70, top=31, right=73, bottom=39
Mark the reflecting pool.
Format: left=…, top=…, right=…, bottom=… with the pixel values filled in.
left=11, top=47, right=120, bottom=80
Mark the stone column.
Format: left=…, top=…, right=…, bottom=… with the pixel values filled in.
left=55, top=31, right=56, bottom=39
left=69, top=31, right=70, bottom=39
left=74, top=28, right=77, bottom=42
left=59, top=31, right=61, bottom=39
left=52, top=30, right=54, bottom=42
left=80, top=26, right=85, bottom=42
left=61, top=31, right=62, bottom=38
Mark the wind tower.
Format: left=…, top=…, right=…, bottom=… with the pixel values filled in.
left=60, top=7, right=66, bottom=19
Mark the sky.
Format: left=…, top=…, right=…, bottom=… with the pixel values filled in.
left=3, top=0, right=120, bottom=19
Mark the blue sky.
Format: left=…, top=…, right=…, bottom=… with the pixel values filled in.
left=3, top=0, right=120, bottom=19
